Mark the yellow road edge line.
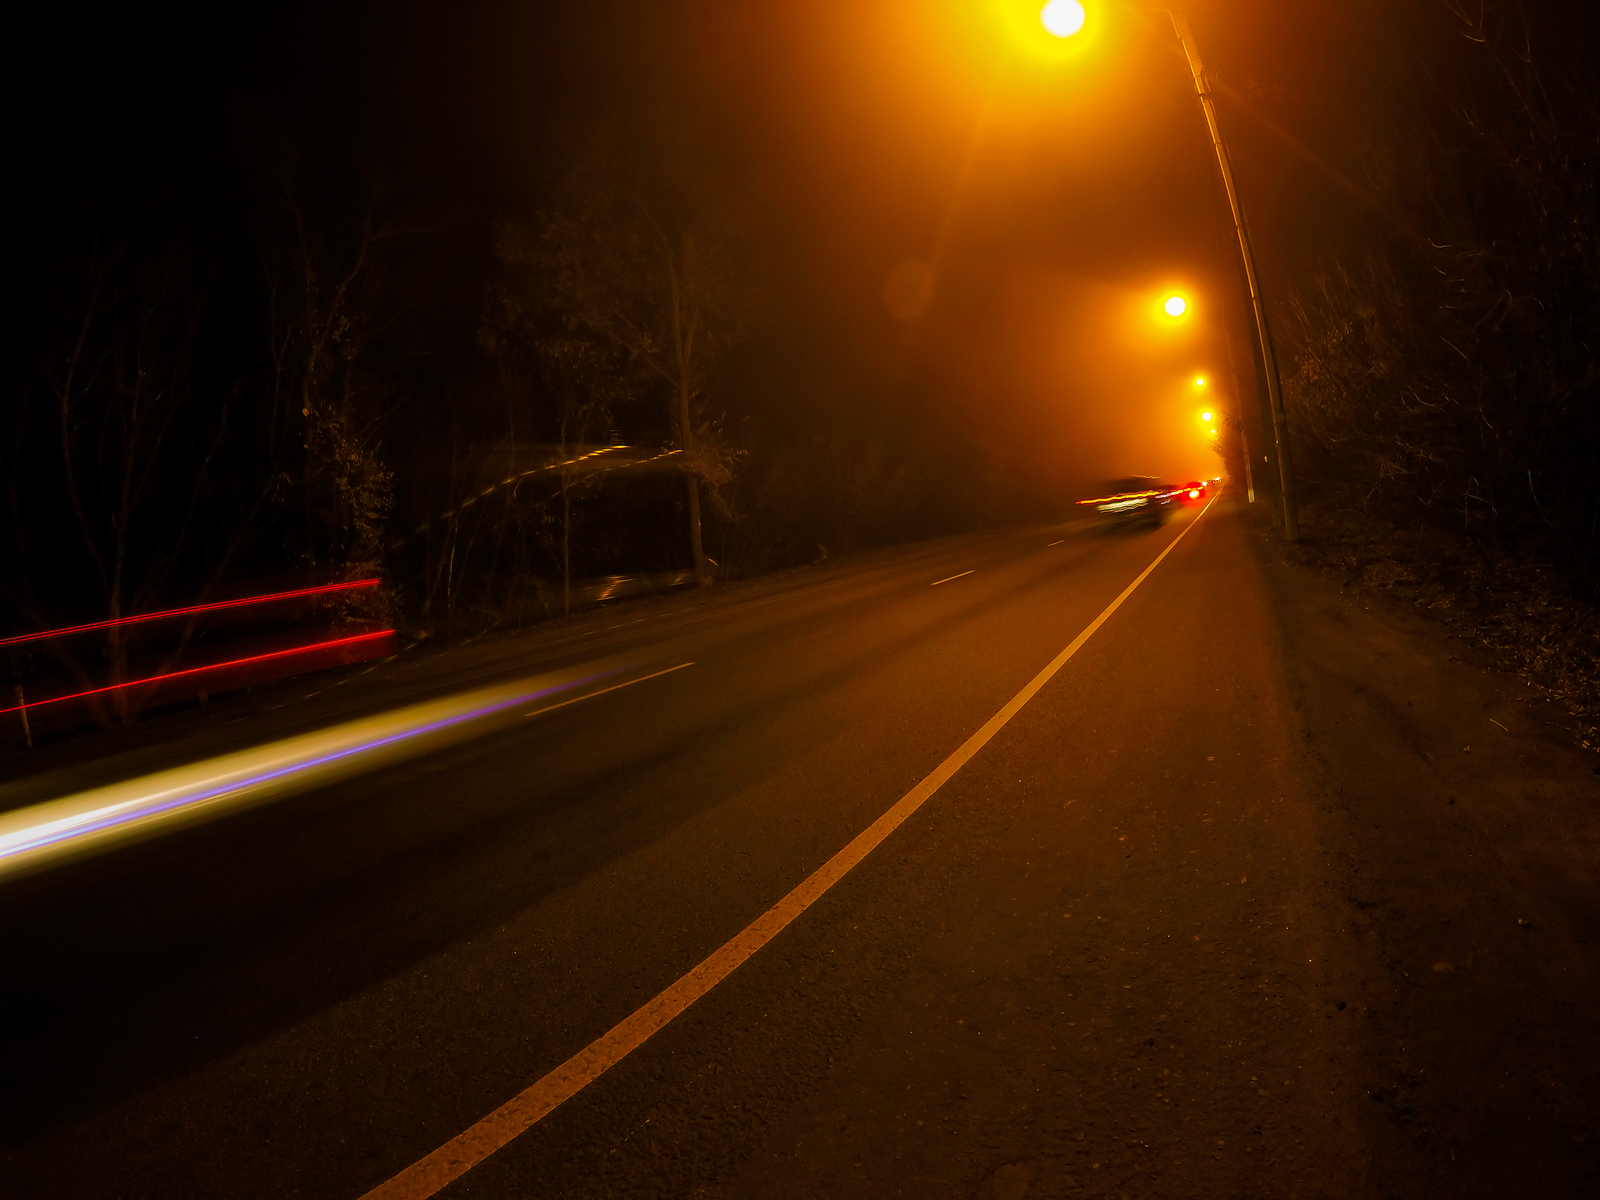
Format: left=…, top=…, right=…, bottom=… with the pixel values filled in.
left=358, top=497, right=1216, bottom=1200
left=523, top=662, right=695, bottom=719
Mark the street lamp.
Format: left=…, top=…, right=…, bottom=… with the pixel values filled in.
left=1040, top=4, right=1297, bottom=539
left=1040, top=0, right=1087, bottom=37
left=1163, top=294, right=1186, bottom=317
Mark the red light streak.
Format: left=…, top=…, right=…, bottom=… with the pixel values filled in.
left=0, top=630, right=395, bottom=715
left=0, top=580, right=382, bottom=648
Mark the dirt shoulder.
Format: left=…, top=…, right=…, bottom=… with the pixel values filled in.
left=1281, top=502, right=1599, bottom=755
left=1250, top=518, right=1600, bottom=1198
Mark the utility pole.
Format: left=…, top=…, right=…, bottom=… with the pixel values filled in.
left=1167, top=11, right=1297, bottom=540
left=1241, top=422, right=1254, bottom=502
left=1239, top=419, right=1255, bottom=503
left=1216, top=304, right=1257, bottom=506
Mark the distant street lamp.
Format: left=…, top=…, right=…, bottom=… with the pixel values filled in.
left=1042, top=4, right=1298, bottom=539
left=1163, top=294, right=1187, bottom=317
left=1194, top=376, right=1252, bottom=499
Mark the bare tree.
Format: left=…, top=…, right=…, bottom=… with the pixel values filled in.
left=6, top=201, right=256, bottom=721
left=1278, top=2, right=1600, bottom=590
left=483, top=221, right=638, bottom=613
left=493, top=127, right=752, bottom=585
left=258, top=168, right=399, bottom=616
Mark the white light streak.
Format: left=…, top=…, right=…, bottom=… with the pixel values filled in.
left=0, top=653, right=677, bottom=881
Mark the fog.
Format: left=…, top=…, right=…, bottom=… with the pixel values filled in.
left=22, top=0, right=1574, bottom=654
left=641, top=0, right=1242, bottom=493
left=391, top=0, right=1269, bottom=495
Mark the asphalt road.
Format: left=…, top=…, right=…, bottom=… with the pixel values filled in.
left=3, top=496, right=1596, bottom=1200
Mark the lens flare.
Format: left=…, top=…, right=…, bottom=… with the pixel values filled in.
left=884, top=260, right=935, bottom=321
left=1039, top=0, right=1086, bottom=38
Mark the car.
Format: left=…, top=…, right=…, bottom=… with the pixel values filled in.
left=1077, top=476, right=1177, bottom=529
left=1179, top=480, right=1207, bottom=503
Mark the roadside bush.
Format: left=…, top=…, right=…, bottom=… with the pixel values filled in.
left=1278, top=3, right=1599, bottom=601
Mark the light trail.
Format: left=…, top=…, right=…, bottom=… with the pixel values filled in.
left=391, top=446, right=686, bottom=550
left=0, top=579, right=382, bottom=648
left=0, top=630, right=395, bottom=717
left=0, top=653, right=685, bottom=881
left=1075, top=489, right=1164, bottom=506
left=930, top=570, right=975, bottom=586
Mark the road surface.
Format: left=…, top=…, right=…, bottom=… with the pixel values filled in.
left=2, top=496, right=1596, bottom=1199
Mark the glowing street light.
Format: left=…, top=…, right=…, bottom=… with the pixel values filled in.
left=1194, top=376, right=1206, bottom=388
left=1038, top=2, right=1298, bottom=539
left=1200, top=410, right=1213, bottom=423
left=1040, top=0, right=1087, bottom=38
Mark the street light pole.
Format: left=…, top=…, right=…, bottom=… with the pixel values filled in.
left=1216, top=320, right=1256, bottom=504
left=1238, top=418, right=1255, bottom=503
left=1166, top=11, right=1297, bottom=540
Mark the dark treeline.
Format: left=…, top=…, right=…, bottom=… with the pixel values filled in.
left=1277, top=0, right=1600, bottom=599
left=4, top=3, right=1013, bottom=697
